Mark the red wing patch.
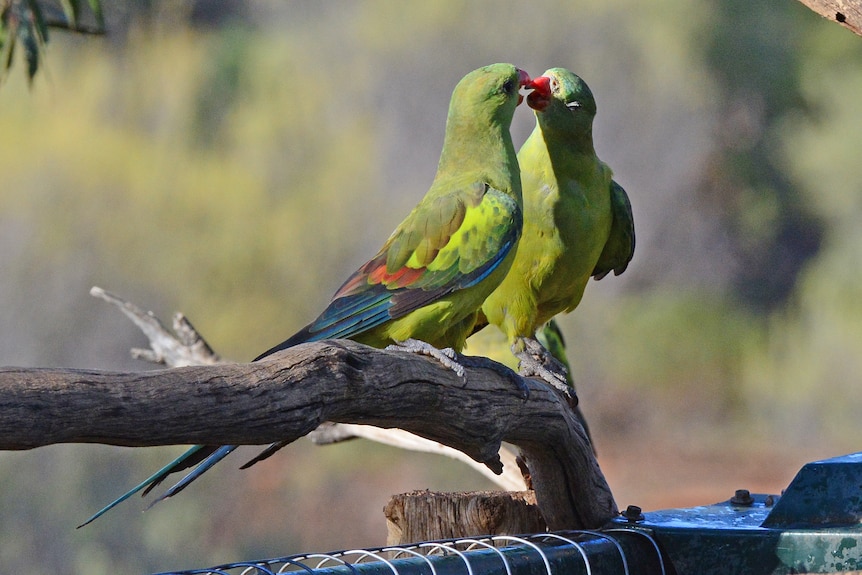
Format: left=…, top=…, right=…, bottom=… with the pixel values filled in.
left=333, top=259, right=428, bottom=300
left=367, top=263, right=426, bottom=289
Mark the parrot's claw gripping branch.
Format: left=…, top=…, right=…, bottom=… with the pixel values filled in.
left=386, top=338, right=467, bottom=379
left=514, top=337, right=577, bottom=407
left=387, top=338, right=531, bottom=399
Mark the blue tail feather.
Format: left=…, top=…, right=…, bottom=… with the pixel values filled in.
left=77, top=445, right=210, bottom=528
left=145, top=446, right=238, bottom=510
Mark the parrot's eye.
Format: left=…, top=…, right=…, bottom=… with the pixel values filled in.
left=501, top=78, right=515, bottom=94
left=550, top=79, right=560, bottom=94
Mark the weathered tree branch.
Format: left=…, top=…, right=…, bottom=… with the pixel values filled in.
left=90, top=287, right=221, bottom=367
left=90, top=287, right=527, bottom=491
left=309, top=423, right=527, bottom=491
left=0, top=339, right=615, bottom=529
left=795, top=0, right=862, bottom=36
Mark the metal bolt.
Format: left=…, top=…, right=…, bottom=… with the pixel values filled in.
left=730, top=489, right=754, bottom=506
left=622, top=504, right=644, bottom=522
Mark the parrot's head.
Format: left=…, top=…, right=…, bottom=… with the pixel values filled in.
left=448, top=64, right=532, bottom=129
left=526, top=68, right=597, bottom=136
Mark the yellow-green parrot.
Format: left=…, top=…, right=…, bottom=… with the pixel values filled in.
left=480, top=68, right=635, bottom=395
left=79, top=63, right=532, bottom=527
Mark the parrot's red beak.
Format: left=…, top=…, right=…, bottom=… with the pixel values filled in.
left=527, top=76, right=552, bottom=96
left=517, top=69, right=532, bottom=106
left=526, top=75, right=552, bottom=111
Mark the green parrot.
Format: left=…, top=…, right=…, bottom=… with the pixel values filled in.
left=479, top=67, right=635, bottom=394
left=79, top=63, right=532, bottom=527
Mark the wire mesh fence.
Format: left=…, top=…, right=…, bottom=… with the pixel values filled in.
left=152, top=529, right=667, bottom=575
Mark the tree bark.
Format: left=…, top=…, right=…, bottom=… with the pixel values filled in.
left=795, top=0, right=862, bottom=36
left=0, top=339, right=616, bottom=530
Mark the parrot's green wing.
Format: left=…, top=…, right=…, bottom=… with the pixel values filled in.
left=241, top=181, right=522, bottom=472
left=592, top=180, right=635, bottom=280
left=256, top=180, right=521, bottom=352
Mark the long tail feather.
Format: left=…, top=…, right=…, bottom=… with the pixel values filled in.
left=239, top=441, right=289, bottom=469
left=144, top=445, right=238, bottom=510
left=139, top=445, right=220, bottom=497
left=77, top=445, right=210, bottom=528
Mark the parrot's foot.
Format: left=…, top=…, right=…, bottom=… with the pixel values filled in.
left=386, top=339, right=530, bottom=399
left=386, top=338, right=466, bottom=379
left=513, top=337, right=577, bottom=407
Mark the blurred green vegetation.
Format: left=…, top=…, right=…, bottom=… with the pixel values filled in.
left=0, top=0, right=104, bottom=84
left=1, top=1, right=862, bottom=573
